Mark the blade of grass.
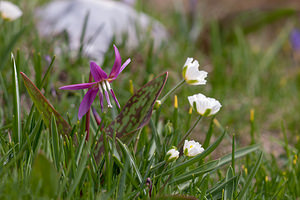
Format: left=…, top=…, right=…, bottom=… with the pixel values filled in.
left=11, top=53, right=21, bottom=147
left=116, top=138, right=144, bottom=185
left=238, top=152, right=263, bottom=200
left=117, top=156, right=130, bottom=200
left=224, top=166, right=235, bottom=200
left=51, top=114, right=60, bottom=170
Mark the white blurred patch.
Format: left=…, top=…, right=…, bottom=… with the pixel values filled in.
left=35, top=0, right=167, bottom=64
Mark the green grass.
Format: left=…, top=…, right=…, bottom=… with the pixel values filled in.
left=0, top=0, right=300, bottom=199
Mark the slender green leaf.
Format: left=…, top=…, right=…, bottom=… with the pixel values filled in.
left=117, top=138, right=143, bottom=184
left=169, top=160, right=219, bottom=185
left=218, top=144, right=260, bottom=167
left=117, top=156, right=130, bottom=200
left=51, top=114, right=60, bottom=170
left=67, top=136, right=92, bottom=198
left=206, top=175, right=239, bottom=199
left=40, top=55, right=56, bottom=89
left=224, top=166, right=235, bottom=200
left=11, top=54, right=21, bottom=146
left=238, top=152, right=263, bottom=200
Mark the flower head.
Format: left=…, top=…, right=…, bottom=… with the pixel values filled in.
left=60, top=45, right=131, bottom=119
left=182, top=57, right=208, bottom=85
left=0, top=1, right=22, bottom=21
left=188, top=93, right=221, bottom=116
left=165, top=148, right=179, bottom=162
left=184, top=140, right=204, bottom=157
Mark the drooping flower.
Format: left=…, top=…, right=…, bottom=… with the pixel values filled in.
left=0, top=1, right=22, bottom=21
left=165, top=148, right=179, bottom=162
left=182, top=57, right=208, bottom=85
left=188, top=93, right=221, bottom=116
left=60, top=45, right=131, bottom=119
left=184, top=140, right=204, bottom=157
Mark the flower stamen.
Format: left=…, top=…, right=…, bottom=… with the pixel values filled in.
left=101, top=82, right=112, bottom=108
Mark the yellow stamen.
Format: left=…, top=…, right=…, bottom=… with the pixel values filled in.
left=129, top=80, right=134, bottom=95
left=250, top=109, right=255, bottom=122
left=265, top=176, right=269, bottom=182
left=189, top=107, right=193, bottom=114
left=293, top=155, right=298, bottom=165
left=174, top=95, right=178, bottom=109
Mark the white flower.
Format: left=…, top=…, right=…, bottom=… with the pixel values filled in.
left=0, top=1, right=22, bottom=21
left=184, top=140, right=204, bottom=157
left=165, top=148, right=179, bottom=162
left=182, top=57, right=208, bottom=85
left=188, top=93, right=221, bottom=116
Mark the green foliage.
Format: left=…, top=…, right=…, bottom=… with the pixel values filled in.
left=30, top=153, right=59, bottom=198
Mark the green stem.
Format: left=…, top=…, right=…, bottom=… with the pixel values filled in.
left=160, top=79, right=185, bottom=103
left=178, top=115, right=202, bottom=148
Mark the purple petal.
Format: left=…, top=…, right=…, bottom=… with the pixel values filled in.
left=109, top=58, right=131, bottom=80
left=90, top=61, right=107, bottom=82
left=78, top=88, right=98, bottom=120
left=110, top=89, right=120, bottom=108
left=59, top=82, right=96, bottom=90
left=120, top=58, right=131, bottom=73
left=109, top=45, right=122, bottom=79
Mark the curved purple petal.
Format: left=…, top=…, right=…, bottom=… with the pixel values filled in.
left=109, top=45, right=122, bottom=79
left=110, top=89, right=120, bottom=108
left=78, top=88, right=98, bottom=120
left=59, top=82, right=96, bottom=90
left=120, top=58, right=131, bottom=73
left=109, top=58, right=131, bottom=81
left=90, top=61, right=107, bottom=82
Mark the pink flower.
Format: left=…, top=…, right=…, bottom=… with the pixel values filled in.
left=60, top=45, right=131, bottom=119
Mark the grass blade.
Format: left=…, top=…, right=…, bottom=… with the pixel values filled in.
left=224, top=166, right=235, bottom=200
left=51, top=114, right=60, bottom=170
left=238, top=152, right=263, bottom=200
left=11, top=53, right=21, bottom=146
left=116, top=138, right=143, bottom=185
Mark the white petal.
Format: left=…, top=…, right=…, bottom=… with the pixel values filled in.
left=183, top=140, right=189, bottom=151
left=0, top=1, right=22, bottom=21
left=166, top=148, right=179, bottom=161
left=183, top=58, right=208, bottom=85
left=188, top=93, right=222, bottom=116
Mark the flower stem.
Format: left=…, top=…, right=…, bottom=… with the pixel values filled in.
left=178, top=115, right=202, bottom=148
left=160, top=79, right=185, bottom=103
left=85, top=72, right=93, bottom=140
